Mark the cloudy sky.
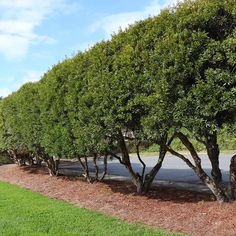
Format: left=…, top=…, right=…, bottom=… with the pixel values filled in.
left=0, top=0, right=180, bottom=97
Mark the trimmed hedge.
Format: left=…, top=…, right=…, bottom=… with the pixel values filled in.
left=0, top=0, right=236, bottom=201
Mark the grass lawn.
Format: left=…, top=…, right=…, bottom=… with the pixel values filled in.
left=130, top=150, right=236, bottom=157
left=0, top=181, right=180, bottom=236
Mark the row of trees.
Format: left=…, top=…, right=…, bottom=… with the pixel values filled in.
left=0, top=0, right=236, bottom=202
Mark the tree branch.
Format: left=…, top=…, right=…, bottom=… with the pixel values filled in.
left=164, top=144, right=196, bottom=171
left=136, top=141, right=146, bottom=182
left=107, top=151, right=126, bottom=165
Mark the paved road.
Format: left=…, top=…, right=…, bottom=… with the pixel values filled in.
left=59, top=153, right=234, bottom=185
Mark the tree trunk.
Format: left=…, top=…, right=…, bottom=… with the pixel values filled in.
left=228, top=155, right=236, bottom=200
left=35, top=146, right=58, bottom=176
left=118, top=131, right=142, bottom=193
left=205, top=134, right=222, bottom=185
left=78, top=157, right=91, bottom=183
left=34, top=155, right=42, bottom=166
left=8, top=150, right=23, bottom=166
left=99, top=155, right=108, bottom=181
left=93, top=154, right=99, bottom=180
left=143, top=145, right=167, bottom=193
left=46, top=156, right=59, bottom=176
left=28, top=156, right=33, bottom=167
left=136, top=180, right=143, bottom=194
left=176, top=132, right=228, bottom=202
left=196, top=167, right=228, bottom=203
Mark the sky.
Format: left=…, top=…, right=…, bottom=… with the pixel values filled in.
left=0, top=0, right=180, bottom=97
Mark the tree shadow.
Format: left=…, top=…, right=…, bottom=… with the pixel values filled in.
left=19, top=163, right=86, bottom=182
left=101, top=179, right=214, bottom=203
left=19, top=160, right=217, bottom=203
left=19, top=165, right=48, bottom=175
left=59, top=160, right=214, bottom=203
left=60, top=162, right=218, bottom=203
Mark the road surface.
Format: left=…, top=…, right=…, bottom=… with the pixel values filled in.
left=59, top=153, right=234, bottom=185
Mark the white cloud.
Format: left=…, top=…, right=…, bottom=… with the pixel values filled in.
left=91, top=0, right=182, bottom=38
left=0, top=70, right=43, bottom=97
left=0, top=87, right=11, bottom=97
left=14, top=70, right=43, bottom=91
left=0, top=34, right=28, bottom=59
left=23, top=70, right=43, bottom=83
left=0, top=0, right=74, bottom=59
left=74, top=41, right=96, bottom=53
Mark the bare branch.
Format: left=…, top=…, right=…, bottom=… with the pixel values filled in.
left=107, top=151, right=126, bottom=165
left=99, top=154, right=108, bottom=181
left=165, top=144, right=196, bottom=171
left=196, top=137, right=207, bottom=146
left=228, top=154, right=236, bottom=200
left=136, top=142, right=146, bottom=182
left=167, top=133, right=176, bottom=146
left=176, top=132, right=202, bottom=166
left=77, top=156, right=91, bottom=183
left=93, top=153, right=99, bottom=180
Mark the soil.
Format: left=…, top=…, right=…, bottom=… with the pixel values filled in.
left=0, top=164, right=236, bottom=236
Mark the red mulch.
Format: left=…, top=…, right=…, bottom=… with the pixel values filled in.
left=0, top=164, right=236, bottom=236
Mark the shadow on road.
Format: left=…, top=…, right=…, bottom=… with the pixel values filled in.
left=18, top=157, right=232, bottom=204
left=99, top=179, right=213, bottom=203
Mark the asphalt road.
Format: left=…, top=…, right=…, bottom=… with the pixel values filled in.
left=59, top=153, right=234, bottom=184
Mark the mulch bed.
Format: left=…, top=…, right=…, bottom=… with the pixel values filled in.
left=0, top=164, right=236, bottom=236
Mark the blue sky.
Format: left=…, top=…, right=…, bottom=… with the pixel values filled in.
left=0, top=0, right=179, bottom=97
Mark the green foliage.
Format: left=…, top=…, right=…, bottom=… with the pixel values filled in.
left=16, top=83, right=42, bottom=151
left=218, top=128, right=236, bottom=150
left=145, top=132, right=236, bottom=153
left=38, top=59, right=76, bottom=158
left=0, top=154, right=13, bottom=165
left=0, top=92, right=23, bottom=151
left=0, top=0, right=235, bottom=175
left=172, top=0, right=236, bottom=138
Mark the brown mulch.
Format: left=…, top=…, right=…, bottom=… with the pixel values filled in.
left=0, top=164, right=236, bottom=236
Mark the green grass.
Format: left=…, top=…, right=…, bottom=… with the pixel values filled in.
left=130, top=149, right=236, bottom=157
left=0, top=181, right=180, bottom=236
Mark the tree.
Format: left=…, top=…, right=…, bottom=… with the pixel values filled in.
left=84, top=14, right=179, bottom=193
left=0, top=0, right=235, bottom=203
left=156, top=0, right=236, bottom=202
